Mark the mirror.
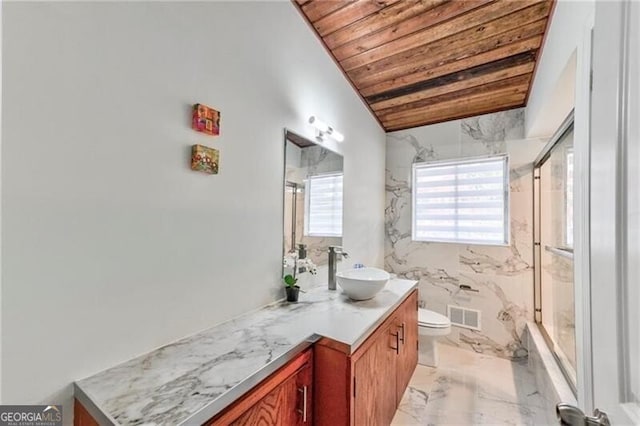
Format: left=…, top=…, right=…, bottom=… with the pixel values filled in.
left=283, top=130, right=343, bottom=268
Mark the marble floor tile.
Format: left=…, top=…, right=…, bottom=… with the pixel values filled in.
left=392, top=345, right=549, bottom=426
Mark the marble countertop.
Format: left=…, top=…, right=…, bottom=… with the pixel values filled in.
left=75, top=279, right=417, bottom=426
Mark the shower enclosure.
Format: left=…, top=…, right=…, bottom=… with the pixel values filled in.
left=534, top=114, right=577, bottom=390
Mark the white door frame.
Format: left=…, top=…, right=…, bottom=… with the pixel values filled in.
left=573, top=5, right=594, bottom=414
left=589, top=0, right=638, bottom=423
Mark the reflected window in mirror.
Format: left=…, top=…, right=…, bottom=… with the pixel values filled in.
left=284, top=130, right=343, bottom=267
left=305, top=172, right=343, bottom=238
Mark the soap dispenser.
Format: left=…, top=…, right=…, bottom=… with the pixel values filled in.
left=297, top=244, right=307, bottom=260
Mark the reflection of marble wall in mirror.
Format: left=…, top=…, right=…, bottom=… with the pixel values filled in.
left=284, top=133, right=343, bottom=267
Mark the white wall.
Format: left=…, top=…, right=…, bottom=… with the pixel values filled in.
left=525, top=0, right=594, bottom=138
left=0, top=1, right=385, bottom=419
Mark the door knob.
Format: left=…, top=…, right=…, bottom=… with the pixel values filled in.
left=556, top=403, right=611, bottom=426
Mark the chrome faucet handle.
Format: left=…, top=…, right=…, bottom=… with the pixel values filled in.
left=328, top=246, right=348, bottom=258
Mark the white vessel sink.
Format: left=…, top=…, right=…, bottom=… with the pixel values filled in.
left=336, top=267, right=390, bottom=301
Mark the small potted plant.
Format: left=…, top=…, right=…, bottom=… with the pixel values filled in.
left=282, top=251, right=317, bottom=302
left=283, top=274, right=300, bottom=302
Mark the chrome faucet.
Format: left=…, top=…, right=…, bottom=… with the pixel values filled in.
left=328, top=246, right=349, bottom=290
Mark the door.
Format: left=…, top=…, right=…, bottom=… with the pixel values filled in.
left=353, top=321, right=398, bottom=426
left=396, top=291, right=418, bottom=404
left=210, top=349, right=313, bottom=425
left=565, top=0, right=639, bottom=424
left=536, top=122, right=577, bottom=389
left=231, top=360, right=312, bottom=426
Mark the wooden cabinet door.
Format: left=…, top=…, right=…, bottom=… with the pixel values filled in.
left=209, top=349, right=312, bottom=426
left=396, top=291, right=418, bottom=404
left=353, top=322, right=398, bottom=426
left=231, top=361, right=312, bottom=426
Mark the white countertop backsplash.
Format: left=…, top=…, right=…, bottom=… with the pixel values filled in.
left=75, top=279, right=417, bottom=426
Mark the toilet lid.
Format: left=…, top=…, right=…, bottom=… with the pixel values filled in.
left=418, top=309, right=451, bottom=328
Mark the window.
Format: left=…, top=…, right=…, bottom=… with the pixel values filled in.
left=412, top=155, right=509, bottom=245
left=304, top=172, right=343, bottom=237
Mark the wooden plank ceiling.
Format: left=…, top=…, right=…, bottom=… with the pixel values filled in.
left=294, top=0, right=554, bottom=131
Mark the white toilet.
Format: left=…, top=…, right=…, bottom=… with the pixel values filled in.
left=418, top=308, right=452, bottom=367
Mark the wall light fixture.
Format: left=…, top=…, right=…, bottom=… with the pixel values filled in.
left=308, top=116, right=345, bottom=142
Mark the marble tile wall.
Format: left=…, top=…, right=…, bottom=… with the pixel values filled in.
left=385, top=109, right=546, bottom=360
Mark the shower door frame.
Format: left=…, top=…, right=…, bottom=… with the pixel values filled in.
left=533, top=112, right=578, bottom=395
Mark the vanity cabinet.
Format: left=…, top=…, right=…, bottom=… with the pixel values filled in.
left=352, top=320, right=399, bottom=425
left=395, top=291, right=419, bottom=404
left=208, top=348, right=313, bottom=425
left=74, top=348, right=314, bottom=426
left=73, top=288, right=418, bottom=426
left=314, top=289, right=418, bottom=426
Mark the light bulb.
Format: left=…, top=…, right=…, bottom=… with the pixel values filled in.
left=309, top=116, right=344, bottom=142
left=330, top=129, right=345, bottom=142
left=308, top=116, right=329, bottom=133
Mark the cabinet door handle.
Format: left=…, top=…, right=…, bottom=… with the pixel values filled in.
left=398, top=322, right=405, bottom=344
left=297, top=385, right=308, bottom=422
left=390, top=332, right=400, bottom=354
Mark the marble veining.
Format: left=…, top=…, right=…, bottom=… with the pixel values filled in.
left=391, top=344, right=548, bottom=425
left=461, top=109, right=525, bottom=154
left=76, top=279, right=417, bottom=426
left=385, top=109, right=546, bottom=360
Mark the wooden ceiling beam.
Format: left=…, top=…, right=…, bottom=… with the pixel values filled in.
left=383, top=92, right=526, bottom=130
left=334, top=0, right=493, bottom=63
left=339, top=0, right=548, bottom=71
left=370, top=62, right=534, bottom=111
left=523, top=0, right=556, bottom=105
left=380, top=81, right=528, bottom=122
left=324, top=0, right=448, bottom=49
left=313, top=0, right=402, bottom=37
left=366, top=51, right=534, bottom=103
left=361, top=35, right=541, bottom=97
left=347, top=1, right=550, bottom=84
left=352, top=17, right=547, bottom=90
left=385, top=99, right=525, bottom=131
left=377, top=73, right=531, bottom=119
left=300, top=0, right=356, bottom=23
left=293, top=0, right=555, bottom=131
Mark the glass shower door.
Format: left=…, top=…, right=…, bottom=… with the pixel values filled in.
left=538, top=126, right=577, bottom=387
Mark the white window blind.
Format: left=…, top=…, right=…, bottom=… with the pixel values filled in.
left=304, top=173, right=343, bottom=237
left=412, top=155, right=509, bottom=245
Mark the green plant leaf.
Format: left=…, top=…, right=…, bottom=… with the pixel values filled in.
left=283, top=274, right=298, bottom=286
